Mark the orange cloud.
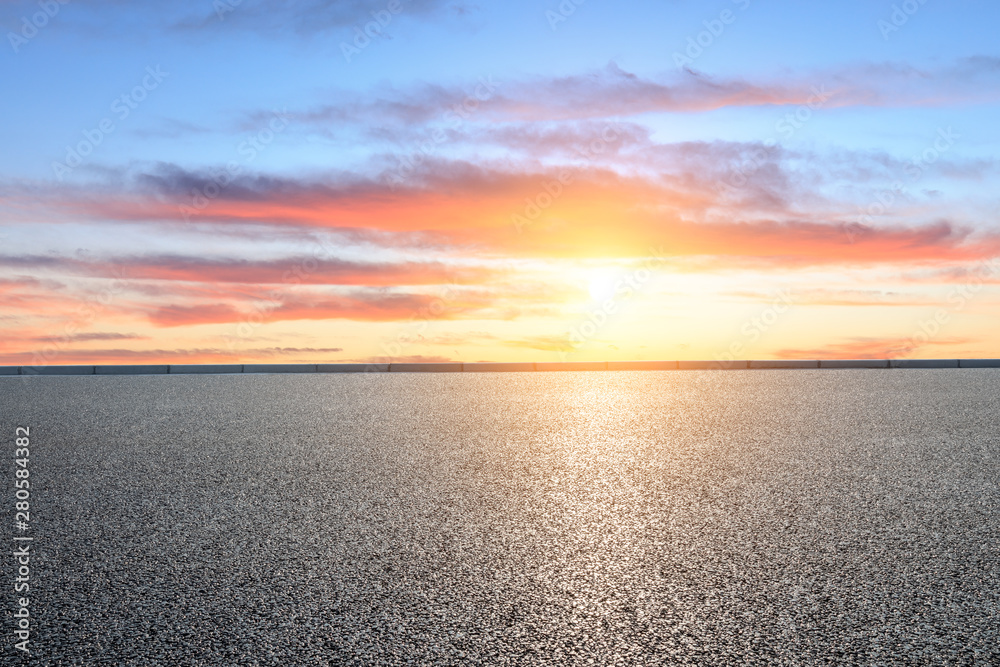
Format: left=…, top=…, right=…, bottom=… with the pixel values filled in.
left=147, top=291, right=457, bottom=327
left=23, top=165, right=1000, bottom=268
left=0, top=346, right=346, bottom=366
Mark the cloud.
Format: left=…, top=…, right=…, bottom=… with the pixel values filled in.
left=147, top=291, right=449, bottom=327
left=0, top=0, right=470, bottom=38
left=418, top=331, right=499, bottom=346
left=727, top=289, right=947, bottom=308
left=356, top=353, right=453, bottom=363
left=263, top=59, right=1000, bottom=130
left=900, top=260, right=1000, bottom=285
left=774, top=336, right=973, bottom=360
left=0, top=252, right=490, bottom=287
left=10, top=156, right=1000, bottom=272
left=29, top=332, right=147, bottom=343
left=174, top=0, right=469, bottom=35
left=1, top=346, right=345, bottom=365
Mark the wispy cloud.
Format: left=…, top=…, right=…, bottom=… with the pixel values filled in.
left=262, top=59, right=1000, bottom=131
left=774, top=336, right=973, bottom=360
left=0, top=253, right=492, bottom=286
left=727, top=288, right=944, bottom=307
left=147, top=291, right=448, bottom=327
left=174, top=0, right=470, bottom=35
left=0, top=346, right=346, bottom=365
left=356, top=353, right=453, bottom=363
left=29, top=332, right=147, bottom=343
left=0, top=0, right=472, bottom=38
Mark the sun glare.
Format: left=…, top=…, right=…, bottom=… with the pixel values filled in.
left=587, top=268, right=619, bottom=302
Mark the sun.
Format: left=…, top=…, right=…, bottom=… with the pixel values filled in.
left=587, top=267, right=619, bottom=302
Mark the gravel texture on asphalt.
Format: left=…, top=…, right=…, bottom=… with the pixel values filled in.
left=2, top=370, right=998, bottom=665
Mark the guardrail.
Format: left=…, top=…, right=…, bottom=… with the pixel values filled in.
left=2, top=359, right=999, bottom=375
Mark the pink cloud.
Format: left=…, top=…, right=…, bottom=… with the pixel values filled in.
left=774, top=336, right=973, bottom=360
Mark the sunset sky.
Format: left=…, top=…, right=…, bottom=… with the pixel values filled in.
left=2, top=0, right=1000, bottom=365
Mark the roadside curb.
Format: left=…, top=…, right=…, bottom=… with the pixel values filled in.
left=4, top=359, right=998, bottom=375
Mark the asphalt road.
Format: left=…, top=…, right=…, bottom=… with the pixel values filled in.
left=2, top=370, right=998, bottom=665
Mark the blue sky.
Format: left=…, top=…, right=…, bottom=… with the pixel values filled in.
left=6, top=0, right=999, bottom=176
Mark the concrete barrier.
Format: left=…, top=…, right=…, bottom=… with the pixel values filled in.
left=243, top=364, right=318, bottom=373
left=317, top=364, right=389, bottom=373
left=389, top=363, right=463, bottom=373
left=535, top=362, right=608, bottom=372
left=464, top=363, right=536, bottom=372
left=677, top=360, right=749, bottom=370
left=21, top=366, right=95, bottom=375
left=750, top=360, right=820, bottom=369
left=170, top=365, right=244, bottom=374
left=890, top=359, right=959, bottom=369
left=819, top=359, right=890, bottom=369
left=96, top=365, right=171, bottom=375
left=959, top=359, right=1000, bottom=368
left=2, top=359, right=998, bottom=376
left=606, top=361, right=678, bottom=371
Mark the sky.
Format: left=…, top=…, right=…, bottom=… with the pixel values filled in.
left=2, top=0, right=1000, bottom=366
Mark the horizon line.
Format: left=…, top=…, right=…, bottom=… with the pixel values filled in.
left=3, top=359, right=1000, bottom=376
